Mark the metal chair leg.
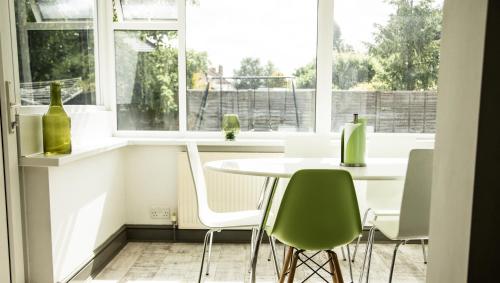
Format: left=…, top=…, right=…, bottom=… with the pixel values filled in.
left=267, top=241, right=273, bottom=261
left=359, top=229, right=372, bottom=283
left=269, top=236, right=281, bottom=278
left=248, top=227, right=257, bottom=273
left=352, top=208, right=372, bottom=262
left=346, top=244, right=354, bottom=283
left=388, top=241, right=404, bottom=283
left=421, top=239, right=427, bottom=264
left=198, top=230, right=212, bottom=283
left=365, top=226, right=376, bottom=283
left=205, top=231, right=214, bottom=275
left=359, top=226, right=375, bottom=283
left=341, top=246, right=346, bottom=261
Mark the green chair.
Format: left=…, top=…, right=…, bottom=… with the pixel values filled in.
left=267, top=169, right=362, bottom=283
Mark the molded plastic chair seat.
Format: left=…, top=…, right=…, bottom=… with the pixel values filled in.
left=268, top=169, right=362, bottom=282
left=372, top=220, right=399, bottom=240
left=372, top=219, right=430, bottom=241
left=186, top=142, right=275, bottom=282
left=360, top=149, right=433, bottom=283
left=201, top=209, right=262, bottom=228
left=372, top=210, right=399, bottom=217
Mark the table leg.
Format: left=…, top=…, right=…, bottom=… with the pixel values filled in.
left=250, top=177, right=280, bottom=283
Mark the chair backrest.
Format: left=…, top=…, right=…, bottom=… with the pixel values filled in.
left=284, top=134, right=335, bottom=158
left=266, top=134, right=336, bottom=228
left=186, top=142, right=212, bottom=225
left=398, top=149, right=434, bottom=238
left=269, top=169, right=362, bottom=251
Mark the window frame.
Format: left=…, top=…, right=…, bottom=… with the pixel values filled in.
left=110, top=0, right=326, bottom=137
left=108, top=0, right=185, bottom=133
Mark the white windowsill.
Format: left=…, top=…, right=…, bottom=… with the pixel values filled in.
left=19, top=133, right=435, bottom=167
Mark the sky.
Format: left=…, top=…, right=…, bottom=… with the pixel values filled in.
left=186, top=0, right=394, bottom=76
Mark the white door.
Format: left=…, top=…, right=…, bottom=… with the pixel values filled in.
left=0, top=99, right=11, bottom=282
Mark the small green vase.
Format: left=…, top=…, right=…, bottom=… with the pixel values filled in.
left=43, top=82, right=72, bottom=155
left=222, top=114, right=240, bottom=141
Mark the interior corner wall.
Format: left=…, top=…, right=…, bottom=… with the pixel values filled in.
left=426, top=0, right=488, bottom=282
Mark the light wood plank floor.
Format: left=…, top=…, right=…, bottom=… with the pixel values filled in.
left=93, top=242, right=426, bottom=282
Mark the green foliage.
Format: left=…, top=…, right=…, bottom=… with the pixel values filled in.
left=294, top=61, right=316, bottom=89
left=125, top=31, right=179, bottom=129
left=294, top=0, right=442, bottom=91
left=23, top=30, right=95, bottom=103
left=294, top=53, right=374, bottom=90
left=186, top=50, right=209, bottom=88
left=368, top=0, right=442, bottom=90
left=332, top=52, right=375, bottom=89
left=233, top=57, right=286, bottom=89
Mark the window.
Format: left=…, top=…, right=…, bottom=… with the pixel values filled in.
left=185, top=0, right=317, bottom=132
left=14, top=0, right=97, bottom=105
left=329, top=0, right=443, bottom=133
left=115, top=31, right=179, bottom=130
left=10, top=0, right=441, bottom=136
left=113, top=0, right=180, bottom=131
left=118, top=0, right=177, bottom=21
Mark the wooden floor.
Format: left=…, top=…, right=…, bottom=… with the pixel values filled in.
left=93, top=242, right=427, bottom=282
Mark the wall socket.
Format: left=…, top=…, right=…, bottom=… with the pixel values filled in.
left=150, top=206, right=170, bottom=219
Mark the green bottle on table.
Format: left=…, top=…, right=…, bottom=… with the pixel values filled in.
left=43, top=82, right=72, bottom=155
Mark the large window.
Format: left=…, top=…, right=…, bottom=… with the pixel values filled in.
left=14, top=0, right=97, bottom=105
left=186, top=0, right=317, bottom=132
left=11, top=0, right=442, bottom=135
left=329, top=0, right=442, bottom=133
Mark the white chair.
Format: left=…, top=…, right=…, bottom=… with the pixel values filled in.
left=359, top=149, right=434, bottom=283
left=186, top=142, right=266, bottom=282
left=351, top=135, right=425, bottom=263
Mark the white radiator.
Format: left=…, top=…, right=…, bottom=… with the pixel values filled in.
left=177, top=151, right=281, bottom=229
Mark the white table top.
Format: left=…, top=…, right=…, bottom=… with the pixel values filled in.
left=205, top=157, right=408, bottom=180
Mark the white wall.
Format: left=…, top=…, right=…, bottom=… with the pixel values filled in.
left=123, top=137, right=433, bottom=225
left=23, top=149, right=126, bottom=282
left=124, top=146, right=181, bottom=225
left=426, top=0, right=488, bottom=282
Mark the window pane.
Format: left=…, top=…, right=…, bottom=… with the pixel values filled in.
left=186, top=0, right=317, bottom=132
left=118, top=0, right=177, bottom=21
left=115, top=30, right=179, bottom=131
left=15, top=0, right=96, bottom=105
left=331, top=0, right=443, bottom=133
left=36, top=0, right=94, bottom=21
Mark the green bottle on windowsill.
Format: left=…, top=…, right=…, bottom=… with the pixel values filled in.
left=43, top=82, right=72, bottom=155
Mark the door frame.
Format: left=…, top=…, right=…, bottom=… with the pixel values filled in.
left=0, top=0, right=26, bottom=282
left=0, top=48, right=12, bottom=283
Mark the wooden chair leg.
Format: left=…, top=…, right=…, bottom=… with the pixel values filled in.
left=287, top=250, right=300, bottom=283
left=327, top=251, right=338, bottom=283
left=279, top=246, right=294, bottom=283
left=330, top=251, right=344, bottom=283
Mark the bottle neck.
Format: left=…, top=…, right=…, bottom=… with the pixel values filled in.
left=50, top=84, right=63, bottom=107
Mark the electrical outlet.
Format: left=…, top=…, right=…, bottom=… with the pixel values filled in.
left=150, top=206, right=170, bottom=219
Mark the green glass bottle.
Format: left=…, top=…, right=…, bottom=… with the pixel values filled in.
left=43, top=82, right=72, bottom=155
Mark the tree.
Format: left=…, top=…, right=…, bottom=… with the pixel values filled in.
left=332, top=52, right=375, bottom=89
left=294, top=61, right=316, bottom=89
left=233, top=57, right=286, bottom=89
left=186, top=50, right=209, bottom=89
left=129, top=31, right=179, bottom=130
left=333, top=22, right=353, bottom=53
left=368, top=0, right=442, bottom=90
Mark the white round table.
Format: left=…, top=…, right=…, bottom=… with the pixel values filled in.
left=204, top=157, right=408, bottom=282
